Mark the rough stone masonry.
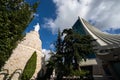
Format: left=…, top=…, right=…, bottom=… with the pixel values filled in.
left=0, top=27, right=44, bottom=80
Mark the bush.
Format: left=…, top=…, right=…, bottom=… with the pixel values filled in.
left=71, top=70, right=89, bottom=76
left=21, top=51, right=37, bottom=80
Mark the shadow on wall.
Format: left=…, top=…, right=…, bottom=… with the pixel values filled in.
left=0, top=69, right=22, bottom=80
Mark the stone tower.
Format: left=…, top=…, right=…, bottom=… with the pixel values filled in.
left=0, top=23, right=44, bottom=80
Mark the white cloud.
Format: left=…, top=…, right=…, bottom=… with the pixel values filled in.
left=86, top=0, right=120, bottom=31
left=42, top=49, right=56, bottom=61
left=33, top=13, right=39, bottom=17
left=42, top=49, right=51, bottom=61
left=61, top=33, right=66, bottom=40
left=50, top=44, right=55, bottom=50
left=44, top=0, right=120, bottom=33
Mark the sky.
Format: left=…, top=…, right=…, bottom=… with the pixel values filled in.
left=25, top=0, right=120, bottom=58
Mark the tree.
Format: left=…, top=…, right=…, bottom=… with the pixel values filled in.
left=42, top=29, right=64, bottom=80
left=21, top=51, right=37, bottom=80
left=0, top=0, right=39, bottom=69
left=44, top=28, right=95, bottom=79
left=39, top=51, right=56, bottom=80
left=54, top=29, right=64, bottom=79
left=62, top=29, right=94, bottom=71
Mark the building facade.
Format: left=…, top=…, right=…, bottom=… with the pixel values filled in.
left=73, top=17, right=120, bottom=80
left=0, top=28, right=44, bottom=80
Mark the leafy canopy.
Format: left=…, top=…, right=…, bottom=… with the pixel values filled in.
left=46, top=29, right=95, bottom=79
left=0, top=0, right=39, bottom=69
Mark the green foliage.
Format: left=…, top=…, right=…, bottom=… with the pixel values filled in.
left=39, top=51, right=56, bottom=80
left=0, top=0, right=38, bottom=69
left=21, top=51, right=37, bottom=80
left=62, top=29, right=94, bottom=69
left=70, top=70, right=89, bottom=77
left=46, top=29, right=95, bottom=79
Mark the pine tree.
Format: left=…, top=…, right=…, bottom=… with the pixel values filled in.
left=57, top=29, right=94, bottom=78
left=0, top=0, right=39, bottom=69
left=45, top=28, right=95, bottom=79
left=62, top=29, right=94, bottom=71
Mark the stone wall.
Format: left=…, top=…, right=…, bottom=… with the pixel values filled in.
left=0, top=30, right=44, bottom=80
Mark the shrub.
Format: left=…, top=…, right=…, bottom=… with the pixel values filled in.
left=21, top=51, right=37, bottom=80
left=71, top=70, right=89, bottom=77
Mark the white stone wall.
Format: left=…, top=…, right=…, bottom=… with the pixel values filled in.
left=0, top=31, right=44, bottom=80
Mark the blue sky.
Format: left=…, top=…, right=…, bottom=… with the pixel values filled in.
left=25, top=0, right=57, bottom=50
left=25, top=0, right=120, bottom=56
